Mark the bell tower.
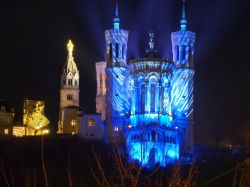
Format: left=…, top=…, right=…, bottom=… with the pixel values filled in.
left=105, top=0, right=130, bottom=140
left=171, top=0, right=196, bottom=154
left=58, top=40, right=80, bottom=134
left=60, top=40, right=80, bottom=108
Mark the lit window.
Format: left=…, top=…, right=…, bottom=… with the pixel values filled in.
left=100, top=73, right=103, bottom=92
left=114, top=126, right=119, bottom=132
left=13, top=127, right=26, bottom=137
left=71, top=120, right=76, bottom=135
left=88, top=119, right=95, bottom=126
left=67, top=94, right=73, bottom=100
left=4, top=129, right=9, bottom=135
left=71, top=120, right=76, bottom=126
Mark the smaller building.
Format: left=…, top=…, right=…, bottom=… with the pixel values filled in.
left=59, top=106, right=83, bottom=134
left=80, top=114, right=104, bottom=140
left=0, top=100, right=14, bottom=136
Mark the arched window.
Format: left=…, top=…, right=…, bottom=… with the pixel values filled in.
left=109, top=43, right=113, bottom=59
left=152, top=131, right=156, bottom=141
left=176, top=45, right=179, bottom=61
left=74, top=80, right=77, bottom=86
left=100, top=73, right=103, bottom=92
left=68, top=79, right=72, bottom=86
left=141, top=84, right=145, bottom=113
left=115, top=43, right=119, bottom=60
left=122, top=44, right=125, bottom=59
left=150, top=84, right=155, bottom=112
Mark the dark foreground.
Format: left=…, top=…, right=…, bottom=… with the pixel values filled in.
left=0, top=135, right=249, bottom=187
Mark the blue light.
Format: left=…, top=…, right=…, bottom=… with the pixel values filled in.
left=99, top=0, right=197, bottom=168
left=114, top=19, right=120, bottom=30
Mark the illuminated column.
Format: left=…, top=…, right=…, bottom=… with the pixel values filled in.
left=179, top=46, right=183, bottom=67
left=131, top=85, right=135, bottom=115
left=159, top=85, right=164, bottom=113
left=95, top=61, right=107, bottom=121
left=167, top=86, right=172, bottom=117
left=185, top=46, right=189, bottom=64
left=135, top=83, right=139, bottom=114
left=155, top=82, right=160, bottom=113
left=145, top=82, right=150, bottom=113
left=163, top=86, right=168, bottom=114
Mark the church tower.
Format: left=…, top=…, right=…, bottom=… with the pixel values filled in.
left=60, top=40, right=79, bottom=108
left=171, top=0, right=196, bottom=154
left=105, top=1, right=130, bottom=140
left=58, top=40, right=81, bottom=134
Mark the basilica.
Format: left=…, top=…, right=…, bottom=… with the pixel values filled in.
left=58, top=0, right=196, bottom=167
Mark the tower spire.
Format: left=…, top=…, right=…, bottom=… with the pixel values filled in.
left=113, top=0, right=120, bottom=30
left=180, top=0, right=187, bottom=31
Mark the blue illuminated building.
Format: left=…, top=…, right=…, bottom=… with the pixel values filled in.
left=95, top=0, right=196, bottom=167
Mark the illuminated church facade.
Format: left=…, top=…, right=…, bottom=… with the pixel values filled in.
left=58, top=0, right=196, bottom=167
left=95, top=0, right=196, bottom=167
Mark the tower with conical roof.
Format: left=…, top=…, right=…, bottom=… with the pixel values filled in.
left=60, top=40, right=79, bottom=108
left=105, top=0, right=130, bottom=141
left=171, top=0, right=196, bottom=154
left=58, top=40, right=81, bottom=134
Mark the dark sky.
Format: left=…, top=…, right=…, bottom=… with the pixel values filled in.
left=0, top=0, right=249, bottom=144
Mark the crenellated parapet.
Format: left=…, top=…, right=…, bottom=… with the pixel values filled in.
left=105, top=29, right=129, bottom=67
left=171, top=31, right=196, bottom=69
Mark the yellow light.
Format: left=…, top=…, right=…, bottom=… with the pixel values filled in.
left=71, top=119, right=76, bottom=126
left=13, top=126, right=26, bottom=137
left=88, top=119, right=95, bottom=126
left=67, top=40, right=74, bottom=56
left=43, top=129, right=50, bottom=134
left=4, top=129, right=9, bottom=135
left=23, top=100, right=49, bottom=135
left=114, top=126, right=119, bottom=132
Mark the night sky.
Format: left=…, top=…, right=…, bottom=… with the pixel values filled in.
left=0, top=0, right=249, bottom=144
